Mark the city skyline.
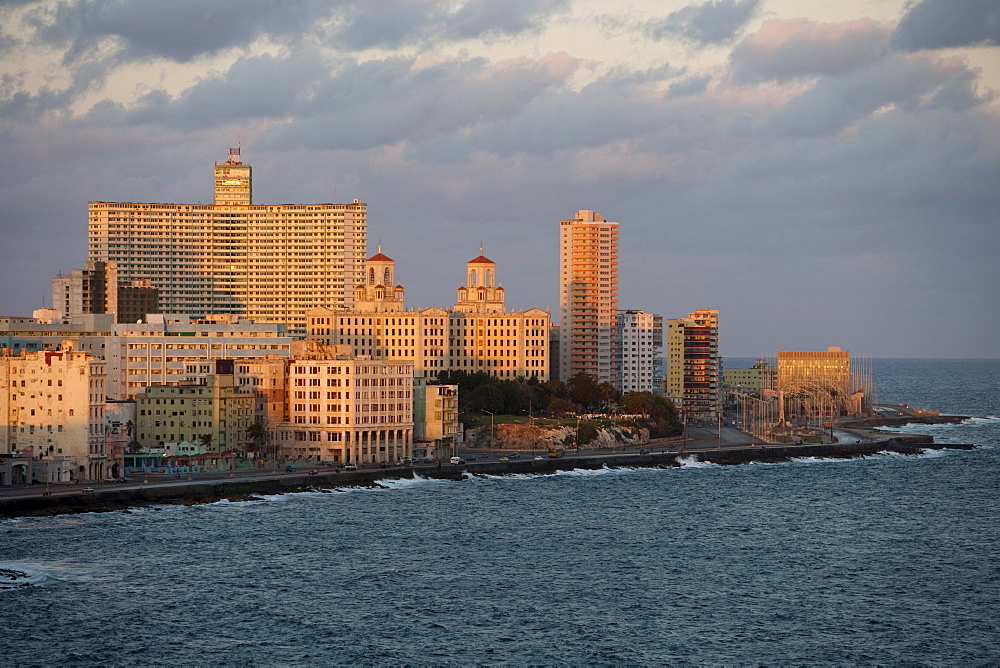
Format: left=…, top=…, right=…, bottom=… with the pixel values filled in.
left=2, top=0, right=998, bottom=358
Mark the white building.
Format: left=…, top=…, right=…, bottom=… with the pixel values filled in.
left=0, top=313, right=296, bottom=400
left=616, top=310, right=664, bottom=395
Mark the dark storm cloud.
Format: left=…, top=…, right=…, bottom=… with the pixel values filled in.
left=730, top=18, right=891, bottom=82
left=892, top=0, right=1000, bottom=51
left=646, top=0, right=760, bottom=46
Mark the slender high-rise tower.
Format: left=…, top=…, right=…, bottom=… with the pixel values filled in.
left=558, top=209, right=619, bottom=383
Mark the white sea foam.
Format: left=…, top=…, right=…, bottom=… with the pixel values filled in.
left=375, top=473, right=455, bottom=490
left=791, top=456, right=850, bottom=464
left=0, top=561, right=53, bottom=591
left=873, top=448, right=948, bottom=460
left=675, top=455, right=719, bottom=468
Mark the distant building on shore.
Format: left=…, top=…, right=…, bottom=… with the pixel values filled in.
left=665, top=309, right=720, bottom=420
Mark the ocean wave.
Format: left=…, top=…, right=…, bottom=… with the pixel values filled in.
left=872, top=449, right=948, bottom=460
left=675, top=455, right=720, bottom=469
left=0, top=561, right=53, bottom=591
left=375, top=473, right=456, bottom=490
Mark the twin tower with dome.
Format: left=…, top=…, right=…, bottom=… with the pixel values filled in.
left=306, top=247, right=550, bottom=382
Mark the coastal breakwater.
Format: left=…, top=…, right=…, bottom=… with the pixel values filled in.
left=0, top=435, right=975, bottom=518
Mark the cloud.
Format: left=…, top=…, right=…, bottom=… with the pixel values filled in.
left=892, top=0, right=1000, bottom=51
left=26, top=0, right=328, bottom=63
left=646, top=0, right=760, bottom=46
left=731, top=18, right=892, bottom=82
left=758, top=52, right=984, bottom=137
left=334, top=0, right=569, bottom=50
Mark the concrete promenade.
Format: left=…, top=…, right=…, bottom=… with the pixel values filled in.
left=0, top=430, right=975, bottom=518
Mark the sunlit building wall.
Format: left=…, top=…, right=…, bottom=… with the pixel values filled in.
left=87, top=148, right=367, bottom=335
left=559, top=210, right=619, bottom=384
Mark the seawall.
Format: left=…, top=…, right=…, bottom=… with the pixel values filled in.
left=0, top=435, right=974, bottom=518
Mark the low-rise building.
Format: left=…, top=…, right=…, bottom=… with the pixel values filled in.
left=136, top=360, right=255, bottom=453
left=413, top=382, right=460, bottom=460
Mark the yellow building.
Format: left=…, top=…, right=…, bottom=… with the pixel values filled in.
left=0, top=343, right=107, bottom=481
left=88, top=148, right=367, bottom=334
left=559, top=210, right=619, bottom=383
left=307, top=249, right=549, bottom=381
left=665, top=309, right=720, bottom=420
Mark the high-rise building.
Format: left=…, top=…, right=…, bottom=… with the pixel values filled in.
left=616, top=309, right=664, bottom=394
left=559, top=209, right=619, bottom=383
left=665, top=309, right=720, bottom=420
left=88, top=148, right=367, bottom=334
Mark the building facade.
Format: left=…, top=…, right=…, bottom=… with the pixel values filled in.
left=307, top=249, right=549, bottom=381
left=275, top=355, right=414, bottom=465
left=665, top=309, right=720, bottom=420
left=559, top=209, right=619, bottom=384
left=413, top=382, right=460, bottom=460
left=136, top=362, right=255, bottom=453
left=616, top=310, right=664, bottom=394
left=1, top=343, right=107, bottom=481
left=52, top=260, right=118, bottom=321
left=88, top=148, right=367, bottom=334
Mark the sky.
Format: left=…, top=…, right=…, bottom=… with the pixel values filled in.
left=1, top=0, right=998, bottom=359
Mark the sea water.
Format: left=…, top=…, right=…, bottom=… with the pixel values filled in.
left=1, top=359, right=998, bottom=665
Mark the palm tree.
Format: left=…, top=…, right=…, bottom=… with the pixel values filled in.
left=245, top=419, right=270, bottom=460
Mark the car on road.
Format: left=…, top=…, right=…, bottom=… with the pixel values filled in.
left=82, top=487, right=95, bottom=493
left=533, top=455, right=544, bottom=461
left=380, top=461, right=391, bottom=468
left=285, top=466, right=296, bottom=473
left=499, top=456, right=510, bottom=462
left=450, top=456, right=464, bottom=465
left=343, top=464, right=358, bottom=471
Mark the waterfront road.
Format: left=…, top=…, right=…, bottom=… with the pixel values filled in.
left=0, top=424, right=897, bottom=503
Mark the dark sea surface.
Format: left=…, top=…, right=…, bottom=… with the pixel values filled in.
left=2, top=359, right=999, bottom=665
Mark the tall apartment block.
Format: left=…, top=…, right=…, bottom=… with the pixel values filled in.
left=616, top=309, right=664, bottom=394
left=87, top=148, right=367, bottom=334
left=559, top=210, right=619, bottom=383
left=665, top=309, right=720, bottom=420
